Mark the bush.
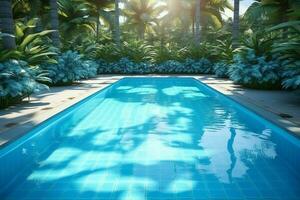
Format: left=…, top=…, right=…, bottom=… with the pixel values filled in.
left=213, top=62, right=230, bottom=78
left=0, top=60, right=49, bottom=108
left=281, top=63, right=300, bottom=89
left=97, top=58, right=212, bottom=74
left=42, top=51, right=98, bottom=85
left=154, top=45, right=186, bottom=63
left=228, top=49, right=282, bottom=89
left=98, top=58, right=151, bottom=74
left=82, top=60, right=99, bottom=79
left=119, top=41, right=155, bottom=63
left=94, top=41, right=155, bottom=63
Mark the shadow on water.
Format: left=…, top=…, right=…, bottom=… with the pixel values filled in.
left=2, top=78, right=300, bottom=200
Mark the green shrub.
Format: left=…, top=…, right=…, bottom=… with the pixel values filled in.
left=95, top=41, right=155, bottom=63
left=94, top=43, right=121, bottom=62
left=42, top=51, right=98, bottom=86
left=0, top=60, right=49, bottom=108
left=182, top=43, right=216, bottom=61
left=281, top=63, right=300, bottom=89
left=228, top=49, right=282, bottom=89
left=119, top=41, right=155, bottom=63
left=213, top=62, right=230, bottom=78
left=269, top=21, right=300, bottom=90
left=82, top=60, right=99, bottom=79
left=1, top=20, right=57, bottom=65
left=154, top=45, right=186, bottom=63
left=97, top=58, right=212, bottom=74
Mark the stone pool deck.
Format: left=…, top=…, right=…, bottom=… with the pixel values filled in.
left=1, top=75, right=300, bottom=147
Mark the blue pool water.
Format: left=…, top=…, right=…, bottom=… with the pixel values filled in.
left=0, top=77, right=300, bottom=200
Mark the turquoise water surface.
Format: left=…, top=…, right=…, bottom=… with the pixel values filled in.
left=0, top=77, right=300, bottom=200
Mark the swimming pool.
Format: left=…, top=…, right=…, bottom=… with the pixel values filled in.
left=0, top=77, right=299, bottom=200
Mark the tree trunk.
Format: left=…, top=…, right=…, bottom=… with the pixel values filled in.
left=96, top=8, right=100, bottom=42
left=195, top=0, right=201, bottom=45
left=232, top=0, right=240, bottom=49
left=192, top=14, right=195, bottom=37
left=114, top=0, right=120, bottom=46
left=0, top=0, right=16, bottom=49
left=49, top=0, right=60, bottom=48
left=138, top=26, right=145, bottom=40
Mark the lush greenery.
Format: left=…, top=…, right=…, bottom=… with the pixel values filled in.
left=42, top=51, right=98, bottom=85
left=0, top=60, right=49, bottom=108
left=0, top=0, right=299, bottom=108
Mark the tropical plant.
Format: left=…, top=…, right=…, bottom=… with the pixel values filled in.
left=183, top=42, right=216, bottom=61
left=85, top=0, right=114, bottom=40
left=94, top=41, right=156, bottom=63
left=281, top=66, right=300, bottom=89
left=94, top=43, right=121, bottom=62
left=154, top=45, right=186, bottom=63
left=0, top=59, right=49, bottom=108
left=41, top=51, right=98, bottom=85
left=268, top=21, right=300, bottom=89
left=239, top=32, right=275, bottom=59
left=212, top=39, right=234, bottom=77
left=213, top=62, right=229, bottom=78
left=119, top=41, right=156, bottom=63
left=124, top=0, right=163, bottom=40
left=58, top=0, right=94, bottom=46
left=0, top=20, right=57, bottom=65
left=228, top=49, right=282, bottom=89
left=97, top=58, right=212, bottom=74
left=243, top=0, right=300, bottom=35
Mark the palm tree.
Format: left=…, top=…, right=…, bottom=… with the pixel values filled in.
left=232, top=0, right=239, bottom=48
left=195, top=0, right=201, bottom=44
left=243, top=0, right=299, bottom=31
left=58, top=0, right=94, bottom=42
left=49, top=0, right=60, bottom=47
left=0, top=0, right=16, bottom=49
left=85, top=0, right=114, bottom=41
left=124, top=0, right=163, bottom=40
left=114, top=0, right=120, bottom=45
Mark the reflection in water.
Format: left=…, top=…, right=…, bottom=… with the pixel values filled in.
left=227, top=127, right=237, bottom=183
left=3, top=78, right=300, bottom=200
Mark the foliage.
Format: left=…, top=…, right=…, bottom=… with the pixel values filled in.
left=212, top=40, right=234, bottom=63
left=123, top=0, right=163, bottom=39
left=94, top=43, right=121, bottom=62
left=0, top=60, right=49, bottom=108
left=97, top=58, right=212, bottom=74
left=211, top=40, right=234, bottom=78
left=119, top=41, right=156, bottom=63
left=82, top=60, right=99, bottom=79
left=268, top=21, right=300, bottom=89
left=281, top=65, right=300, bottom=89
left=182, top=43, right=217, bottom=61
left=153, top=45, right=186, bottom=64
left=213, top=62, right=229, bottom=78
left=239, top=32, right=275, bottom=59
left=94, top=41, right=155, bottom=63
left=42, top=51, right=98, bottom=85
left=0, top=20, right=57, bottom=65
left=228, top=49, right=282, bottom=89
left=58, top=0, right=95, bottom=41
